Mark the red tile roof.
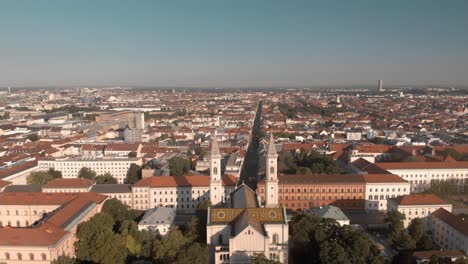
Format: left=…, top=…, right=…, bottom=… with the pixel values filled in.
left=0, top=222, right=67, bottom=247
left=431, top=208, right=468, bottom=236
left=43, top=178, right=95, bottom=189
left=390, top=194, right=448, bottom=206
left=133, top=174, right=237, bottom=187
left=0, top=193, right=78, bottom=205
left=0, top=193, right=107, bottom=247
left=362, top=174, right=408, bottom=183
left=376, top=161, right=468, bottom=170
left=413, top=250, right=466, bottom=260
left=0, top=179, right=11, bottom=188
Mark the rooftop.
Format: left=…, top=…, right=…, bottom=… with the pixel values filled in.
left=133, top=174, right=237, bottom=188
left=431, top=208, right=468, bottom=236
left=389, top=194, right=448, bottom=206
left=43, top=178, right=95, bottom=189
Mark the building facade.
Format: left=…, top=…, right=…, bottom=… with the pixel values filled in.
left=387, top=194, right=453, bottom=227
left=429, top=208, right=468, bottom=255
left=38, top=157, right=143, bottom=184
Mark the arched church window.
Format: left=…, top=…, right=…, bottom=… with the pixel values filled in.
left=270, top=166, right=275, bottom=174
left=213, top=167, right=218, bottom=175
left=272, top=233, right=279, bottom=244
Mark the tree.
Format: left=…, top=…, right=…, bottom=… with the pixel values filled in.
left=102, top=198, right=133, bottom=229
left=251, top=253, right=281, bottom=264
left=95, top=173, right=118, bottom=184
left=408, top=218, right=425, bottom=242
left=319, top=241, right=348, bottom=264
left=26, top=133, right=39, bottom=142
left=417, top=232, right=433, bottom=251
left=395, top=233, right=416, bottom=250
left=78, top=167, right=96, bottom=180
left=173, top=242, right=209, bottom=264
left=128, top=151, right=137, bottom=158
left=127, top=163, right=142, bottom=184
left=386, top=210, right=405, bottom=241
left=75, top=213, right=126, bottom=264
left=169, top=157, right=190, bottom=176
left=47, top=168, right=62, bottom=178
left=296, top=167, right=312, bottom=175
left=289, top=213, right=383, bottom=264
left=153, top=227, right=189, bottom=264
left=27, top=171, right=55, bottom=185
left=52, top=256, right=76, bottom=264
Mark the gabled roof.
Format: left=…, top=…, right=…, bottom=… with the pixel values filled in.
left=231, top=184, right=258, bottom=208
left=133, top=174, right=237, bottom=188
left=376, top=161, right=468, bottom=170
left=43, top=178, right=95, bottom=189
left=362, top=174, right=408, bottom=183
left=389, top=194, right=448, bottom=206
left=310, top=205, right=349, bottom=221
left=431, top=208, right=468, bottom=236
left=351, top=158, right=391, bottom=174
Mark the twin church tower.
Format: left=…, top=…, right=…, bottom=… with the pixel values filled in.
left=209, top=133, right=278, bottom=207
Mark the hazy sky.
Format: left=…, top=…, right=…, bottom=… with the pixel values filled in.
left=1, top=0, right=468, bottom=88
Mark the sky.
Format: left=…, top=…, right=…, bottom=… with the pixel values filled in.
left=1, top=0, right=468, bottom=88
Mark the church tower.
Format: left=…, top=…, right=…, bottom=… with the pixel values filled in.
left=265, top=133, right=279, bottom=207
left=210, top=135, right=223, bottom=206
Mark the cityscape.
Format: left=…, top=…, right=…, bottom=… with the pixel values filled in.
left=0, top=1, right=467, bottom=264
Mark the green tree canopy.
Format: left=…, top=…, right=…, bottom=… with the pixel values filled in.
left=128, top=151, right=137, bottom=158
left=52, top=256, right=76, bottom=264
left=95, top=172, right=117, bottom=184
left=75, top=212, right=126, bottom=264
left=173, top=242, right=209, bottom=264
left=386, top=210, right=405, bottom=242
left=78, top=167, right=97, bottom=180
left=169, top=157, right=191, bottom=176
left=408, top=218, right=425, bottom=242
left=153, top=227, right=189, bottom=264
left=102, top=198, right=133, bottom=229
left=289, top=213, right=384, bottom=264
left=126, top=163, right=142, bottom=184
left=27, top=171, right=55, bottom=185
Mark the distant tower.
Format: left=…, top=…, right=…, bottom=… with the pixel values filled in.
left=7, top=86, right=11, bottom=95
left=265, top=133, right=279, bottom=207
left=378, top=80, right=384, bottom=92
left=210, top=135, right=223, bottom=206
left=336, top=95, right=341, bottom=104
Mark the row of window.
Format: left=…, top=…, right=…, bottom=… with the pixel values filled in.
left=2, top=252, right=47, bottom=261
left=277, top=195, right=363, bottom=201
left=0, top=209, right=46, bottom=216
left=278, top=187, right=364, bottom=193
left=369, top=188, right=406, bottom=192
left=0, top=220, right=29, bottom=227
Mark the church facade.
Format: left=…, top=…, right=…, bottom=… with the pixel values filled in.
left=206, top=134, right=289, bottom=264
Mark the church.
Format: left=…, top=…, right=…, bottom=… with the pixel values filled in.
left=206, top=134, right=289, bottom=264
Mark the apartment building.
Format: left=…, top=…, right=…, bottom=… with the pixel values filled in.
left=387, top=194, right=453, bottom=227
left=363, top=174, right=410, bottom=211
left=0, top=192, right=107, bottom=263
left=429, top=208, right=468, bottom=255
left=375, top=162, right=468, bottom=193
left=38, top=157, right=142, bottom=183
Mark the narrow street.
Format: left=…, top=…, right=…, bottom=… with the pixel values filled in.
left=239, top=101, right=263, bottom=190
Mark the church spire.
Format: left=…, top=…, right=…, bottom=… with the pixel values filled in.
left=211, top=134, right=221, bottom=158
left=267, top=132, right=278, bottom=157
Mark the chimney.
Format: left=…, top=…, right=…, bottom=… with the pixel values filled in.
left=412, top=149, right=416, bottom=156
